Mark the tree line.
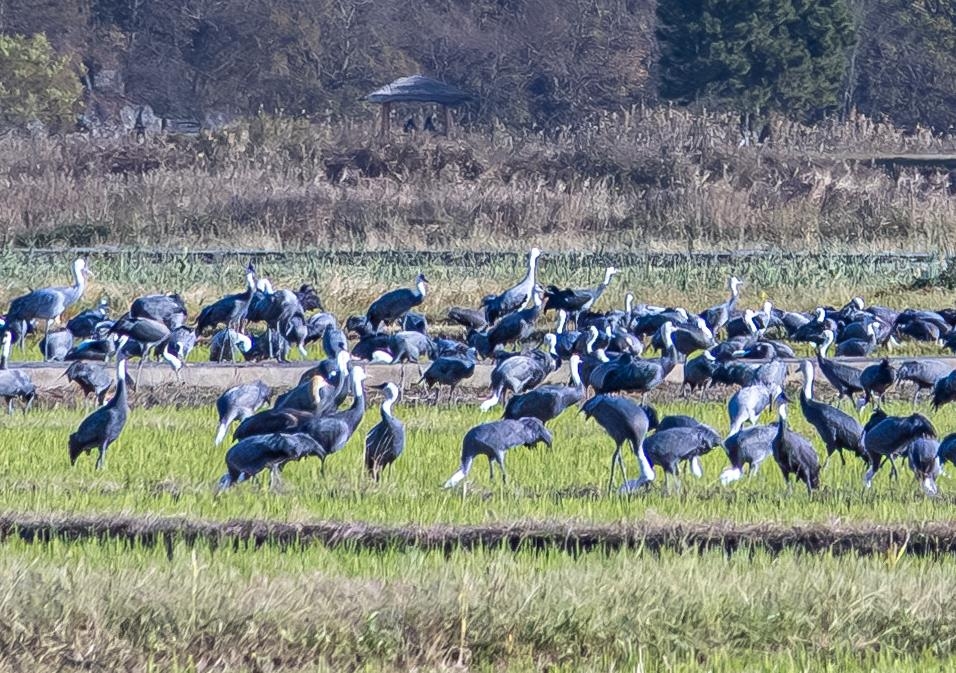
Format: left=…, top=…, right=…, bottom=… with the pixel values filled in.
left=0, top=0, right=952, bottom=132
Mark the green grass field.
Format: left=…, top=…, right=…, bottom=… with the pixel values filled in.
left=1, top=395, right=954, bottom=526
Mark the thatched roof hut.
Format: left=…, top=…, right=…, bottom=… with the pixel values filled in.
left=365, top=75, right=471, bottom=135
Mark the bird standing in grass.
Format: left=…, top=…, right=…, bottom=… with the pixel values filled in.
left=68, top=347, right=130, bottom=469
left=366, top=273, right=428, bottom=332
left=365, top=382, right=405, bottom=481
left=581, top=394, right=658, bottom=493
left=771, top=394, right=820, bottom=495
left=214, top=380, right=272, bottom=445
left=443, top=417, right=552, bottom=488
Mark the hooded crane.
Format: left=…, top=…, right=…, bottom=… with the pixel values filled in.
left=0, top=331, right=36, bottom=413
left=68, top=349, right=130, bottom=469
left=131, top=293, right=188, bottom=330
left=906, top=436, right=941, bottom=496
left=727, top=383, right=778, bottom=435
left=896, top=359, right=951, bottom=407
left=196, top=264, right=257, bottom=339
left=214, top=380, right=272, bottom=445
left=590, top=323, right=677, bottom=396
left=639, top=426, right=722, bottom=492
left=932, top=370, right=956, bottom=410
left=276, top=351, right=351, bottom=414
left=797, top=360, right=865, bottom=466
left=6, top=257, right=90, bottom=358
left=110, top=316, right=179, bottom=377
left=366, top=273, right=428, bottom=332
left=364, top=382, right=405, bottom=481
left=479, top=350, right=553, bottom=411
left=67, top=297, right=110, bottom=338
left=504, top=354, right=585, bottom=423
left=719, top=424, right=777, bottom=485
left=485, top=288, right=544, bottom=351
left=442, top=417, right=552, bottom=488
left=858, top=358, right=895, bottom=410
left=581, top=394, right=658, bottom=492
left=699, top=276, right=742, bottom=334
left=483, top=247, right=542, bottom=324
left=863, top=412, right=936, bottom=489
left=816, top=330, right=864, bottom=406
left=217, top=432, right=323, bottom=491
left=64, top=360, right=113, bottom=406
left=419, top=348, right=477, bottom=403
left=771, top=394, right=821, bottom=495
left=543, top=266, right=618, bottom=327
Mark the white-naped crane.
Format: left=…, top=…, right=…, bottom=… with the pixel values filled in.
left=6, top=257, right=91, bottom=358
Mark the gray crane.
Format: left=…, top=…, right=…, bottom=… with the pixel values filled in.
left=366, top=273, right=428, bottom=332
left=543, top=266, right=618, bottom=326
left=442, top=417, right=552, bottom=488
left=896, top=359, right=952, bottom=406
left=816, top=330, right=864, bottom=405
left=479, top=350, right=554, bottom=411
left=699, top=276, right=742, bottom=334
left=859, top=358, right=896, bottom=410
left=419, top=348, right=477, bottom=403
left=6, top=257, right=91, bottom=358
left=581, top=394, right=658, bottom=492
left=214, top=380, right=273, bottom=445
left=797, top=360, right=865, bottom=466
left=504, top=354, right=585, bottom=423
left=771, top=394, right=820, bottom=495
left=110, top=316, right=174, bottom=377
left=932, top=370, right=956, bottom=410
left=68, top=350, right=130, bottom=469
left=727, top=383, right=779, bottom=435
left=217, top=432, right=323, bottom=491
left=364, top=382, right=405, bottom=481
left=131, top=293, right=187, bottom=329
left=639, top=426, right=722, bottom=492
left=863, top=412, right=936, bottom=489
left=482, top=247, right=542, bottom=324
left=195, top=264, right=257, bottom=337
left=67, top=298, right=110, bottom=338
left=64, top=360, right=113, bottom=406
left=38, top=329, right=73, bottom=361
left=208, top=329, right=252, bottom=362
left=0, top=331, right=36, bottom=413
left=906, top=436, right=941, bottom=496
left=719, top=424, right=777, bottom=485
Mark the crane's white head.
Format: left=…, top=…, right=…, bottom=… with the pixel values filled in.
left=235, top=333, right=252, bottom=353
left=762, top=301, right=773, bottom=317
left=729, top=276, right=742, bottom=293
left=0, top=330, right=10, bottom=359
left=815, top=307, right=826, bottom=323
left=852, top=296, right=865, bottom=310
left=776, top=394, right=789, bottom=421
left=866, top=322, right=877, bottom=337
left=544, top=332, right=558, bottom=355
left=556, top=309, right=567, bottom=333
left=529, top=247, right=541, bottom=261
left=603, top=266, right=619, bottom=284
left=661, top=320, right=675, bottom=347
left=352, top=365, right=367, bottom=385
left=703, top=350, right=717, bottom=362
left=675, top=307, right=688, bottom=321
left=624, top=292, right=634, bottom=313
left=569, top=354, right=582, bottom=386
left=819, top=329, right=835, bottom=355
left=256, top=278, right=274, bottom=293
left=336, top=349, right=351, bottom=370
left=74, top=258, right=91, bottom=280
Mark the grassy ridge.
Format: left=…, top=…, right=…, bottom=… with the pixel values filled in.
left=2, top=538, right=956, bottom=671
left=2, top=398, right=955, bottom=525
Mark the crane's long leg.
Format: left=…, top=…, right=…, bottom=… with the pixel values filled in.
left=96, top=441, right=108, bottom=470
left=44, top=319, right=51, bottom=361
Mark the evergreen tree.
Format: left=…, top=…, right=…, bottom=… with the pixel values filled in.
left=657, top=0, right=855, bottom=120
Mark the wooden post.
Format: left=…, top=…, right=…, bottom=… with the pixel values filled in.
left=380, top=102, right=392, bottom=136
left=441, top=104, right=450, bottom=136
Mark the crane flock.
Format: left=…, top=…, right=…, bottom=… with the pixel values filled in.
left=4, top=252, right=956, bottom=497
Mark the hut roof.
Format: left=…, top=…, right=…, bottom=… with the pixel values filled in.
left=365, top=75, right=471, bottom=106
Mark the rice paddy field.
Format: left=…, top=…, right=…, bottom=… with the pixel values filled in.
left=5, top=247, right=956, bottom=671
